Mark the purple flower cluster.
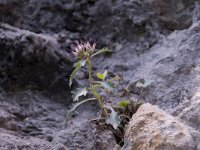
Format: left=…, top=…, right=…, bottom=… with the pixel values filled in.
left=71, top=41, right=96, bottom=58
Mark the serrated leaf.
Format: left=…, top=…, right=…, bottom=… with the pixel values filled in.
left=96, top=70, right=108, bottom=80
left=118, top=100, right=129, bottom=108
left=66, top=98, right=96, bottom=121
left=91, top=48, right=111, bottom=57
left=71, top=87, right=88, bottom=101
left=105, top=106, right=120, bottom=130
left=69, top=59, right=86, bottom=87
left=136, top=79, right=152, bottom=88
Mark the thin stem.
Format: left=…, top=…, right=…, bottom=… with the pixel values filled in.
left=87, top=57, right=92, bottom=87
left=87, top=56, right=107, bottom=116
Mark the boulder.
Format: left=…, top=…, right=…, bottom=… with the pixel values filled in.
left=123, top=103, right=198, bottom=150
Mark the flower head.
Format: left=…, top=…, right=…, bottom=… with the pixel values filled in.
left=71, top=41, right=96, bottom=59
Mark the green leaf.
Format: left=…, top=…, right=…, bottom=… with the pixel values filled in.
left=71, top=87, right=88, bottom=101
left=91, top=48, right=111, bottom=57
left=96, top=70, right=108, bottom=80
left=118, top=100, right=129, bottom=108
left=105, top=106, right=120, bottom=130
left=66, top=98, right=96, bottom=121
left=96, top=73, right=104, bottom=80
left=69, top=59, right=86, bottom=87
left=136, top=79, right=153, bottom=88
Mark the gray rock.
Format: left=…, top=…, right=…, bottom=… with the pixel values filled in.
left=0, top=0, right=195, bottom=48
left=52, top=143, right=68, bottom=150
left=1, top=0, right=200, bottom=149
left=0, top=128, right=52, bottom=150
left=0, top=90, right=118, bottom=150
left=0, top=23, right=72, bottom=103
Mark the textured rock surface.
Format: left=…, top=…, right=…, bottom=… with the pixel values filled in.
left=0, top=90, right=119, bottom=150
left=126, top=20, right=200, bottom=131
left=0, top=23, right=118, bottom=149
left=1, top=0, right=200, bottom=149
left=0, top=23, right=72, bottom=103
left=175, top=91, right=200, bottom=131
left=0, top=129, right=52, bottom=150
left=0, top=0, right=195, bottom=46
left=123, top=103, right=199, bottom=150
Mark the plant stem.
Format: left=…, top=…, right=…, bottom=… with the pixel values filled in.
left=87, top=57, right=92, bottom=87
left=91, top=88, right=107, bottom=116
left=87, top=56, right=107, bottom=116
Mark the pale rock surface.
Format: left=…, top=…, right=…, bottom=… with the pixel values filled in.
left=123, top=103, right=198, bottom=150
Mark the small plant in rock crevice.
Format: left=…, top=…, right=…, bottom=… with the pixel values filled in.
left=66, top=41, right=142, bottom=146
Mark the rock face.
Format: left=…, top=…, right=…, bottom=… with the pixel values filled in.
left=0, top=23, right=72, bottom=103
left=0, top=90, right=119, bottom=150
left=176, top=92, right=200, bottom=131
left=123, top=103, right=199, bottom=150
left=0, top=129, right=52, bottom=150
left=0, top=0, right=195, bottom=46
left=1, top=0, right=200, bottom=149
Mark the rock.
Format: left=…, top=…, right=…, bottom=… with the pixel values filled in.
left=122, top=22, right=200, bottom=150
left=127, top=20, right=200, bottom=112
left=123, top=103, right=198, bottom=150
left=0, top=23, right=72, bottom=103
left=0, top=90, right=119, bottom=150
left=0, top=129, right=52, bottom=150
left=53, top=122, right=120, bottom=150
left=52, top=143, right=68, bottom=150
left=1, top=0, right=200, bottom=149
left=0, top=0, right=195, bottom=48
left=175, top=92, right=200, bottom=131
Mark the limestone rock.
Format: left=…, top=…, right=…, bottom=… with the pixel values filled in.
left=123, top=103, right=197, bottom=150
left=176, top=92, right=200, bottom=131
left=1, top=0, right=200, bottom=150
left=0, top=23, right=72, bottom=102
left=0, top=129, right=52, bottom=150
left=52, top=143, right=68, bottom=150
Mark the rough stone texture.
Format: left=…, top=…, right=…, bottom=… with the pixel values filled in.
left=1, top=0, right=200, bottom=149
left=0, top=23, right=72, bottom=103
left=126, top=20, right=200, bottom=123
left=123, top=103, right=199, bottom=150
left=0, top=90, right=119, bottom=150
left=0, top=129, right=52, bottom=150
left=0, top=20, right=119, bottom=150
left=0, top=0, right=196, bottom=47
left=175, top=91, right=200, bottom=131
